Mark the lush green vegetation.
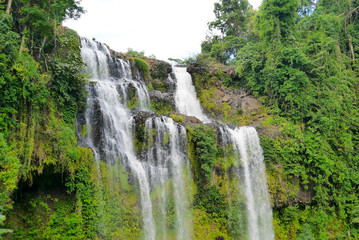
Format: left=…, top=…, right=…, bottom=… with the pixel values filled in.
left=0, top=1, right=104, bottom=238
left=127, top=48, right=145, bottom=57
left=169, top=114, right=184, bottom=124
left=132, top=57, right=150, bottom=80
left=0, top=0, right=88, bottom=204
left=187, top=125, right=218, bottom=185
left=1, top=0, right=358, bottom=239
left=189, top=0, right=359, bottom=238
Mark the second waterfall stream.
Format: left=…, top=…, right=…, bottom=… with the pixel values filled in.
left=78, top=38, right=274, bottom=239
left=173, top=66, right=274, bottom=240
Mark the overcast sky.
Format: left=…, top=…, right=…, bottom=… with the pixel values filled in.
left=64, top=0, right=262, bottom=61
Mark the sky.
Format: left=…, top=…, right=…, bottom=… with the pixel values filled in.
left=64, top=0, right=262, bottom=61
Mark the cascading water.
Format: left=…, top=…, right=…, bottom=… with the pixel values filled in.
left=144, top=116, right=191, bottom=240
left=173, top=67, right=211, bottom=123
left=174, top=67, right=274, bottom=239
left=79, top=36, right=272, bottom=239
left=79, top=38, right=193, bottom=240
left=222, top=126, right=274, bottom=240
left=79, top=38, right=155, bottom=240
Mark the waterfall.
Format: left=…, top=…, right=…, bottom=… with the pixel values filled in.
left=145, top=116, right=191, bottom=240
left=174, top=67, right=274, bottom=239
left=79, top=38, right=273, bottom=239
left=79, top=38, right=155, bottom=240
left=223, top=126, right=274, bottom=240
left=79, top=38, right=192, bottom=240
left=173, top=67, right=211, bottom=123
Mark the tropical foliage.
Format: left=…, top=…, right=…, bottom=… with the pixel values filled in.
left=1, top=0, right=359, bottom=238
left=190, top=0, right=359, bottom=237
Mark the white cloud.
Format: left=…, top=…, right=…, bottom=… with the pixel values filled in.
left=64, top=0, right=262, bottom=61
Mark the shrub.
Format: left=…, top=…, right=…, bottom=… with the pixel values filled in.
left=170, top=114, right=184, bottom=124
left=133, top=57, right=150, bottom=80
left=189, top=125, right=217, bottom=184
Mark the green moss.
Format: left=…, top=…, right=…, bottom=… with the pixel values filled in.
left=7, top=193, right=85, bottom=240
left=163, top=132, right=170, bottom=146
left=150, top=62, right=168, bottom=80
left=0, top=133, right=20, bottom=210
left=186, top=126, right=199, bottom=182
left=194, top=185, right=227, bottom=219
left=133, top=123, right=145, bottom=151
left=147, top=82, right=153, bottom=91
left=127, top=98, right=140, bottom=109
left=80, top=125, right=87, bottom=139
left=99, top=162, right=142, bottom=239
left=133, top=57, right=150, bottom=80
left=133, top=124, right=156, bottom=152
left=192, top=209, right=229, bottom=240
left=150, top=78, right=168, bottom=91
left=170, top=114, right=184, bottom=124
left=187, top=125, right=217, bottom=185
left=127, top=87, right=140, bottom=109
left=150, top=101, right=173, bottom=115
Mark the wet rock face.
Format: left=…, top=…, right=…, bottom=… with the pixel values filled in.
left=167, top=72, right=177, bottom=91
left=91, top=99, right=105, bottom=158
left=76, top=85, right=104, bottom=154
left=149, top=90, right=176, bottom=110
left=185, top=64, right=263, bottom=123
left=214, top=86, right=261, bottom=114
left=132, top=109, right=157, bottom=159
left=132, top=109, right=156, bottom=126
left=75, top=109, right=87, bottom=146
left=168, top=113, right=202, bottom=127
left=149, top=61, right=172, bottom=81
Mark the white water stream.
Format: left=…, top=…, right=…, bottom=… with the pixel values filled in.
left=80, top=39, right=273, bottom=239
left=227, top=126, right=274, bottom=240
left=173, top=66, right=274, bottom=239
left=80, top=39, right=192, bottom=240
left=80, top=38, right=155, bottom=240
left=145, top=116, right=191, bottom=240
left=173, top=67, right=211, bottom=123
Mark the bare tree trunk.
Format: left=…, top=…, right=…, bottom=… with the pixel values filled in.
left=348, top=34, right=355, bottom=60
left=6, top=0, right=13, bottom=14
left=19, top=26, right=27, bottom=55
left=54, top=21, right=57, bottom=49
left=40, top=52, right=49, bottom=72
left=38, top=36, right=47, bottom=60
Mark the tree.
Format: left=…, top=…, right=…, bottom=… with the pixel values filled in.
left=13, top=0, right=84, bottom=55
left=209, top=0, right=252, bottom=37
left=203, top=0, right=255, bottom=64
left=258, top=0, right=299, bottom=45
left=201, top=35, right=246, bottom=64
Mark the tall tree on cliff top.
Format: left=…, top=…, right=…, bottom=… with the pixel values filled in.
left=258, top=0, right=299, bottom=47
left=209, top=0, right=252, bottom=37
left=202, top=0, right=253, bottom=64
left=14, top=0, right=84, bottom=55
